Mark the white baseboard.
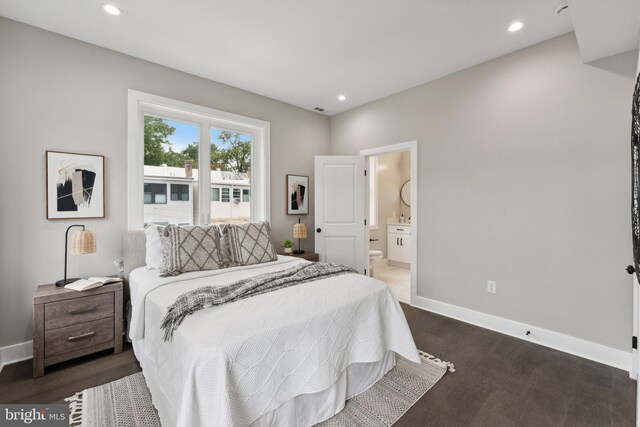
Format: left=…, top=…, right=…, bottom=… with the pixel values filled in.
left=412, top=296, right=632, bottom=373
left=0, top=341, right=33, bottom=374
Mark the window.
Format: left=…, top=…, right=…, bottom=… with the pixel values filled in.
left=221, top=188, right=230, bottom=202
left=242, top=189, right=250, bottom=202
left=211, top=187, right=220, bottom=202
left=144, top=183, right=167, bottom=204
left=171, top=184, right=189, bottom=201
left=128, top=90, right=270, bottom=229
left=210, top=127, right=252, bottom=223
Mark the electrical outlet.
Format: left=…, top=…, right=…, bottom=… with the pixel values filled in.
left=487, top=280, right=497, bottom=294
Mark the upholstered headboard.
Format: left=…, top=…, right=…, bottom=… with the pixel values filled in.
left=123, top=229, right=146, bottom=281
left=122, top=229, right=146, bottom=341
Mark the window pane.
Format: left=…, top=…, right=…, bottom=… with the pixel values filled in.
left=211, top=187, right=220, bottom=202
left=170, top=184, right=189, bottom=202
left=144, top=116, right=198, bottom=225
left=210, top=127, right=252, bottom=224
left=144, top=183, right=167, bottom=205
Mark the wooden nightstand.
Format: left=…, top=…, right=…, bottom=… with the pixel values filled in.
left=32, top=282, right=123, bottom=378
left=280, top=252, right=320, bottom=262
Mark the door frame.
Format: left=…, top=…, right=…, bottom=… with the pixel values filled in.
left=633, top=274, right=638, bottom=379
left=360, top=141, right=418, bottom=304
left=634, top=53, right=640, bottom=427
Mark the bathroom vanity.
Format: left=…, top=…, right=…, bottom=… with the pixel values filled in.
left=387, top=222, right=411, bottom=266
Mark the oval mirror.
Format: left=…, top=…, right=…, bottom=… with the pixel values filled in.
left=400, top=180, right=411, bottom=207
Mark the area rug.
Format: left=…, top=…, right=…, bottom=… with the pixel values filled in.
left=66, top=350, right=454, bottom=427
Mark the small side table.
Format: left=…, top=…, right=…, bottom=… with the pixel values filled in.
left=280, top=252, right=320, bottom=262
left=32, top=282, right=123, bottom=378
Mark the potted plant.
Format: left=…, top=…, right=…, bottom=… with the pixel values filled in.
left=282, top=239, right=294, bottom=254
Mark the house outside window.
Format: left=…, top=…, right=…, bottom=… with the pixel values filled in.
left=242, top=189, right=250, bottom=202
left=221, top=188, right=230, bottom=202
left=233, top=188, right=241, bottom=202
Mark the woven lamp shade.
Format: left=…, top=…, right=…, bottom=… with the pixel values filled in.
left=70, top=230, right=96, bottom=255
left=293, top=222, right=307, bottom=239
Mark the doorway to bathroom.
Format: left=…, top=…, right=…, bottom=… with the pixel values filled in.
left=361, top=142, right=417, bottom=304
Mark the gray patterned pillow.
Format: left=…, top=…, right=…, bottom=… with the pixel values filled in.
left=220, top=221, right=278, bottom=267
left=160, top=224, right=226, bottom=277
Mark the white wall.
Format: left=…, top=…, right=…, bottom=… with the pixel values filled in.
left=0, top=18, right=330, bottom=348
left=330, top=33, right=638, bottom=352
left=637, top=39, right=640, bottom=77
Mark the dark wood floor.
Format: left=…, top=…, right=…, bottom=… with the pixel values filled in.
left=0, top=305, right=635, bottom=426
left=398, top=305, right=635, bottom=427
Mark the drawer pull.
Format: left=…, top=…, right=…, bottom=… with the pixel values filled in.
left=396, top=228, right=404, bottom=231
left=68, top=332, right=95, bottom=341
left=68, top=305, right=97, bottom=315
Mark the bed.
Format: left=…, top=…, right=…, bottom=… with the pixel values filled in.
left=124, top=229, right=419, bottom=427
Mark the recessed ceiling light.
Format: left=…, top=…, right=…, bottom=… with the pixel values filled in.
left=508, top=21, right=524, bottom=32
left=338, top=95, right=346, bottom=101
left=103, top=4, right=122, bottom=16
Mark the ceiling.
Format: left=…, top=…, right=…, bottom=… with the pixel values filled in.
left=567, top=0, right=640, bottom=63
left=0, top=1, right=636, bottom=115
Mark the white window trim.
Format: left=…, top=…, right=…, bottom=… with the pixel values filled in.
left=127, top=90, right=270, bottom=228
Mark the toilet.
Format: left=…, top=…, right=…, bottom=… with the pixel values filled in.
left=369, top=250, right=383, bottom=277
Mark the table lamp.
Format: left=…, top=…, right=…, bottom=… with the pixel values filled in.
left=293, top=218, right=307, bottom=254
left=56, top=225, right=96, bottom=287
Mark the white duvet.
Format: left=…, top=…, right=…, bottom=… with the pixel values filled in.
left=129, top=256, right=419, bottom=426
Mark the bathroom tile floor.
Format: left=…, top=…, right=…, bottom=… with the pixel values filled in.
left=374, top=262, right=410, bottom=303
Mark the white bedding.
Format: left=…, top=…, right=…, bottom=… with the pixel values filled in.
left=129, top=256, right=419, bottom=426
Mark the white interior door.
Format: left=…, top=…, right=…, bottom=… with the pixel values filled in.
left=315, top=156, right=366, bottom=274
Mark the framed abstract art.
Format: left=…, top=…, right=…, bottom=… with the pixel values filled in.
left=286, top=174, right=309, bottom=215
left=46, top=151, right=105, bottom=219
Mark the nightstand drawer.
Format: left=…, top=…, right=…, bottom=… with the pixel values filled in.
left=44, top=293, right=114, bottom=330
left=45, top=317, right=114, bottom=358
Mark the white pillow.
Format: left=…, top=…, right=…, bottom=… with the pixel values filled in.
left=145, top=225, right=164, bottom=269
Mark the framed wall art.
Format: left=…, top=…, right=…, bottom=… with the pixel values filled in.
left=46, top=151, right=105, bottom=219
left=286, top=174, right=309, bottom=215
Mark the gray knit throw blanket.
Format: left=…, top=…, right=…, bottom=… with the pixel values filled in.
left=161, top=262, right=357, bottom=341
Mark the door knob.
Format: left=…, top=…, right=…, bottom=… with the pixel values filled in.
left=316, top=228, right=322, bottom=233
left=627, top=265, right=636, bottom=275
